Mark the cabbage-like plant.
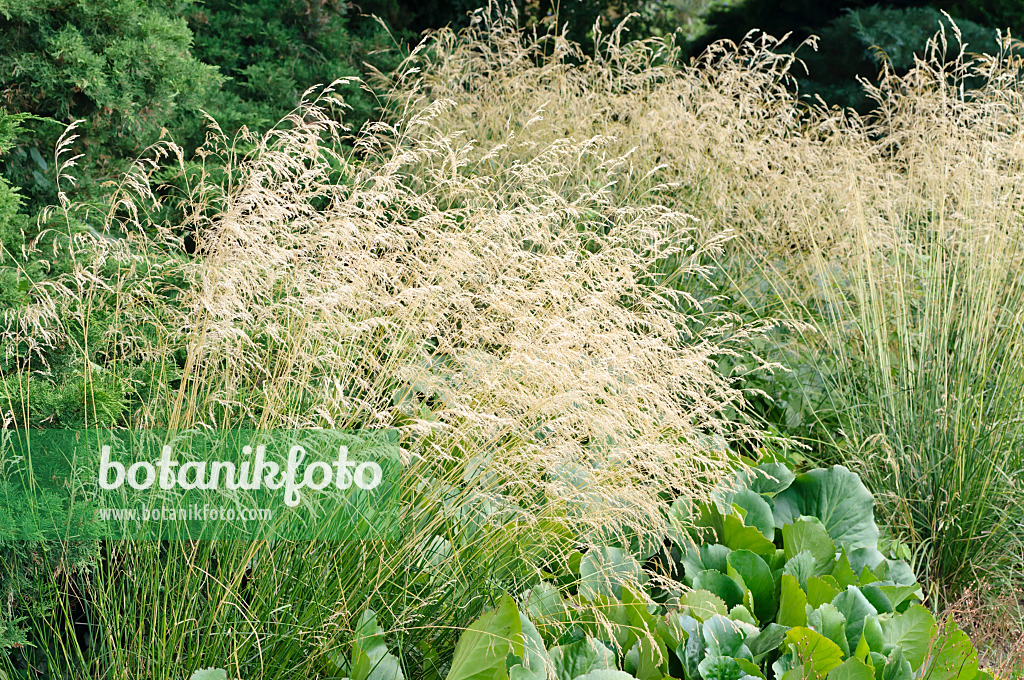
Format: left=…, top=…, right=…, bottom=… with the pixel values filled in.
left=435, top=464, right=987, bottom=680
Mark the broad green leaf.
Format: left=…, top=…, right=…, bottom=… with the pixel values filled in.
left=731, top=603, right=758, bottom=627
left=876, top=585, right=920, bottom=612
left=781, top=664, right=810, bottom=680
left=668, top=498, right=693, bottom=547
left=849, top=548, right=885, bottom=576
left=880, top=605, right=937, bottom=671
left=567, top=551, right=584, bottom=576
left=580, top=595, right=630, bottom=649
left=881, top=560, right=917, bottom=587
left=748, top=623, right=789, bottom=659
left=772, top=466, right=879, bottom=551
left=721, top=513, right=777, bottom=559
left=549, top=638, right=616, bottom=680
left=509, top=612, right=550, bottom=680
left=623, top=643, right=640, bottom=677
left=574, top=671, right=637, bottom=680
left=918, top=618, right=980, bottom=680
left=189, top=671, right=227, bottom=680
left=807, top=576, right=841, bottom=609
left=703, top=615, right=751, bottom=659
left=779, top=574, right=808, bottom=627
left=623, top=638, right=666, bottom=680
left=851, top=630, right=868, bottom=663
left=694, top=569, right=745, bottom=609
left=698, top=504, right=775, bottom=558
left=358, top=645, right=403, bottom=679
left=734, top=489, right=776, bottom=541
left=784, top=627, right=845, bottom=679
left=685, top=589, right=729, bottom=621
left=681, top=543, right=733, bottom=583
left=658, top=612, right=694, bottom=650
left=854, top=633, right=871, bottom=663
left=727, top=549, right=777, bottom=623
left=832, top=587, right=879, bottom=654
left=622, top=586, right=668, bottom=680
left=862, top=616, right=884, bottom=655
left=351, top=610, right=404, bottom=680
left=746, top=462, right=796, bottom=496
left=783, top=519, right=836, bottom=570
left=831, top=551, right=859, bottom=589
left=736, top=657, right=766, bottom=680
left=827, top=657, right=875, bottom=680
left=527, top=582, right=567, bottom=630
left=784, top=551, right=819, bottom=590
left=699, top=655, right=747, bottom=680
left=807, top=603, right=850, bottom=657
left=622, top=585, right=658, bottom=637
left=417, top=535, right=453, bottom=570
left=860, top=585, right=893, bottom=615
left=858, top=566, right=879, bottom=586
left=418, top=640, right=444, bottom=680
left=868, top=559, right=897, bottom=584
left=769, top=549, right=788, bottom=573
left=881, top=647, right=913, bottom=680
left=446, top=593, right=522, bottom=680
left=675, top=614, right=705, bottom=679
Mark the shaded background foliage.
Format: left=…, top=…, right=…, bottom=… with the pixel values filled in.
left=184, top=0, right=396, bottom=144
left=0, top=0, right=222, bottom=210
left=4, top=0, right=1019, bottom=213
left=0, top=0, right=393, bottom=212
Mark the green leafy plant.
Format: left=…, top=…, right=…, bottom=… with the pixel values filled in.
left=441, top=463, right=987, bottom=680
left=328, top=610, right=404, bottom=680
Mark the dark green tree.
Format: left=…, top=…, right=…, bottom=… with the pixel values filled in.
left=0, top=0, right=223, bottom=207
left=184, top=0, right=397, bottom=145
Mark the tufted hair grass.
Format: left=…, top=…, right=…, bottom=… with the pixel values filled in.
left=385, top=9, right=1024, bottom=603
left=0, top=23, right=758, bottom=674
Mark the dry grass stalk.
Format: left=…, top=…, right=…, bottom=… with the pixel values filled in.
left=945, top=585, right=1024, bottom=676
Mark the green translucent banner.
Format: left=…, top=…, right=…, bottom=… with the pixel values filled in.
left=0, top=429, right=403, bottom=541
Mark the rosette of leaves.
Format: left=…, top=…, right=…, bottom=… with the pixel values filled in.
left=664, top=464, right=987, bottom=680
left=432, top=464, right=987, bottom=680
